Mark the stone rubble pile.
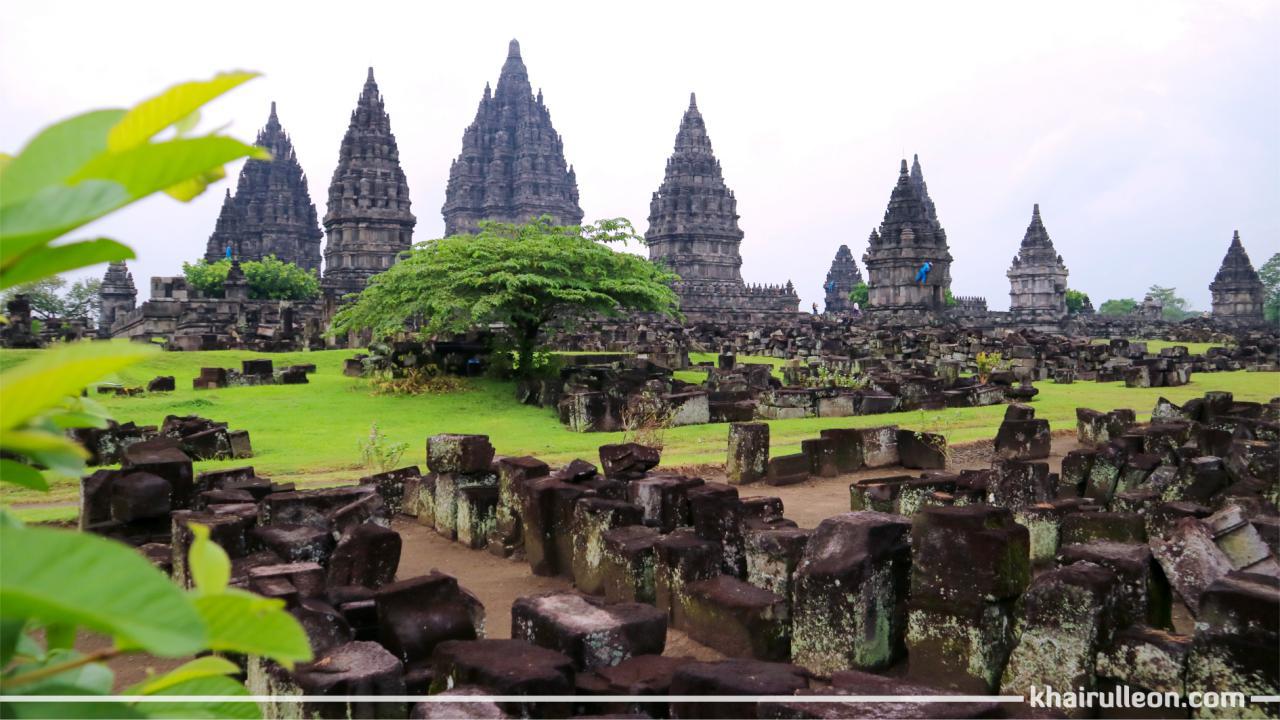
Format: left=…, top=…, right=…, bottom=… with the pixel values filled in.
left=192, top=358, right=315, bottom=389
left=70, top=414, right=253, bottom=467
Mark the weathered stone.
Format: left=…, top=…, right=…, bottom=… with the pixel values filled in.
left=327, top=523, right=401, bottom=590
left=571, top=498, right=643, bottom=595
left=489, top=455, right=548, bottom=557
left=896, top=429, right=947, bottom=470
left=512, top=592, right=666, bottom=670
left=373, top=572, right=484, bottom=668
left=819, top=428, right=865, bottom=473
left=858, top=426, right=899, bottom=468
left=1084, top=443, right=1127, bottom=507
left=800, top=438, right=838, bottom=478
left=278, top=640, right=406, bottom=719
left=654, top=529, right=722, bottom=629
left=109, top=472, right=171, bottom=522
left=744, top=527, right=812, bottom=610
left=681, top=575, right=789, bottom=661
left=1061, top=511, right=1147, bottom=546
left=1096, top=624, right=1190, bottom=699
left=521, top=477, right=590, bottom=577
left=688, top=483, right=746, bottom=576
left=429, top=638, right=574, bottom=715
left=456, top=485, right=500, bottom=550
left=1059, top=540, right=1173, bottom=630
left=758, top=668, right=1002, bottom=719
left=599, top=443, right=661, bottom=481
left=989, top=458, right=1053, bottom=510
left=627, top=474, right=702, bottom=532
left=121, top=441, right=194, bottom=508
left=1150, top=517, right=1234, bottom=616
left=791, top=512, right=912, bottom=674
left=410, top=687, right=508, bottom=720
left=601, top=525, right=662, bottom=604
left=358, top=466, right=420, bottom=517
left=260, top=485, right=379, bottom=527
left=574, top=654, right=696, bottom=717
left=994, top=418, right=1051, bottom=460
left=669, top=659, right=808, bottom=720
left=427, top=434, right=495, bottom=475
left=1187, top=572, right=1279, bottom=717
left=251, top=524, right=333, bottom=565
left=766, top=454, right=809, bottom=486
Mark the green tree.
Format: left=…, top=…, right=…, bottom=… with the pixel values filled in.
left=332, top=216, right=681, bottom=377
left=847, top=282, right=868, bottom=307
left=1258, top=253, right=1280, bottom=323
left=182, top=255, right=319, bottom=300
left=0, top=73, right=311, bottom=718
left=1098, top=298, right=1139, bottom=316
left=1064, top=288, right=1091, bottom=315
left=1, top=277, right=101, bottom=322
left=943, top=288, right=958, bottom=307
left=1146, top=285, right=1194, bottom=321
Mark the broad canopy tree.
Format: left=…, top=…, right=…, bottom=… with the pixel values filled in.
left=331, top=216, right=682, bottom=376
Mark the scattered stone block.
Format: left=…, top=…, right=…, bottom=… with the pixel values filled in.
left=896, top=429, right=947, bottom=470
left=146, top=375, right=175, bottom=392
left=688, top=483, right=746, bottom=577
left=574, top=654, right=696, bottom=717
left=272, top=641, right=406, bottom=719
left=669, top=659, right=808, bottom=720
left=800, top=438, right=838, bottom=478
left=1186, top=572, right=1280, bottom=716
left=995, top=418, right=1051, bottom=460
left=1096, top=625, right=1190, bottom=698
left=1061, top=511, right=1147, bottom=545
left=427, top=434, right=495, bottom=474
left=512, top=592, right=666, bottom=670
left=1150, top=517, right=1234, bottom=616
left=571, top=498, right=643, bottom=595
left=327, top=523, right=401, bottom=590
left=681, top=575, right=789, bottom=661
left=758, top=669, right=1002, bottom=719
left=109, top=472, right=171, bottom=522
left=858, top=426, right=899, bottom=468
left=791, top=512, right=912, bottom=674
left=819, top=428, right=865, bottom=473
left=745, top=527, right=811, bottom=609
left=601, top=525, right=662, bottom=604
left=1060, top=449, right=1096, bottom=497
left=654, top=530, right=722, bottom=629
left=251, top=524, right=333, bottom=565
left=456, top=485, right=499, bottom=550
left=1059, top=540, right=1173, bottom=630
left=358, top=466, right=420, bottom=517
left=373, top=572, right=484, bottom=668
left=627, top=474, right=702, bottom=532
left=726, top=423, right=770, bottom=485
left=429, top=639, right=575, bottom=713
left=766, top=453, right=809, bottom=486
left=489, top=455, right=549, bottom=557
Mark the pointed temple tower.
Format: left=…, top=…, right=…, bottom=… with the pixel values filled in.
left=98, top=261, right=137, bottom=336
left=441, top=40, right=583, bottom=236
left=322, top=68, right=416, bottom=299
left=645, top=94, right=797, bottom=323
left=203, top=103, right=323, bottom=272
left=1209, top=231, right=1265, bottom=324
left=863, top=155, right=954, bottom=316
left=1007, top=204, right=1069, bottom=328
left=823, top=245, right=864, bottom=313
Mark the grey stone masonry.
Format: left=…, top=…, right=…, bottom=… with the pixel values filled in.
left=823, top=244, right=864, bottom=314
left=863, top=155, right=955, bottom=316
left=442, top=40, right=583, bottom=237
left=1007, top=204, right=1069, bottom=328
left=322, top=68, right=416, bottom=300
left=98, top=261, right=137, bottom=335
left=204, top=103, right=323, bottom=273
left=645, top=94, right=798, bottom=323
left=1209, top=230, right=1265, bottom=324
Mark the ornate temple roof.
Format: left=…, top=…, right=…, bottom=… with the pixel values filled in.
left=324, top=68, right=415, bottom=228
left=203, top=103, right=323, bottom=272
left=1210, top=230, right=1263, bottom=289
left=1009, top=204, right=1067, bottom=271
left=442, top=39, right=582, bottom=236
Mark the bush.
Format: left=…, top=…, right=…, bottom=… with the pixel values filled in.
left=369, top=365, right=467, bottom=396
left=182, top=255, right=320, bottom=300
left=358, top=422, right=408, bottom=472
left=975, top=351, right=1008, bottom=384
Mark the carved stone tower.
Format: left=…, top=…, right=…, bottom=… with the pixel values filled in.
left=823, top=244, right=864, bottom=313
left=863, top=155, right=954, bottom=315
left=1007, top=204, right=1069, bottom=327
left=442, top=40, right=583, bottom=236
left=98, top=260, right=137, bottom=336
left=1209, top=231, right=1265, bottom=324
left=203, top=103, right=322, bottom=272
left=322, top=68, right=416, bottom=300
left=645, top=94, right=797, bottom=322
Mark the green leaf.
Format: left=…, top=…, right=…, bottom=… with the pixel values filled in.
left=125, top=656, right=239, bottom=696
left=0, top=460, right=48, bottom=491
left=135, top=675, right=259, bottom=720
left=192, top=590, right=311, bottom=667
left=107, top=72, right=259, bottom=152
left=0, top=524, right=207, bottom=657
left=47, top=411, right=110, bottom=431
left=1, top=239, right=135, bottom=290
left=43, top=623, right=74, bottom=652
left=0, top=619, right=24, bottom=666
left=70, top=136, right=265, bottom=203
left=0, top=110, right=125, bottom=208
left=0, top=181, right=131, bottom=263
left=164, top=165, right=226, bottom=202
left=0, top=432, right=87, bottom=479
left=0, top=341, right=154, bottom=431
left=187, top=524, right=229, bottom=595
left=4, top=649, right=115, bottom=695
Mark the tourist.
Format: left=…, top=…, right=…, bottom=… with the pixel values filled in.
left=915, top=260, right=933, bottom=284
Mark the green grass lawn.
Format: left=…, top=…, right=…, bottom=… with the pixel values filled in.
left=3, top=345, right=1276, bottom=522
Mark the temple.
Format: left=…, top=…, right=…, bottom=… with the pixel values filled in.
left=823, top=245, right=864, bottom=313
left=863, top=155, right=954, bottom=316
left=1006, top=204, right=1069, bottom=329
left=321, top=68, right=416, bottom=300
left=1209, top=230, right=1265, bottom=324
left=644, top=94, right=797, bottom=323
left=202, top=103, right=323, bottom=272
left=98, top=261, right=137, bottom=336
left=441, top=40, right=583, bottom=236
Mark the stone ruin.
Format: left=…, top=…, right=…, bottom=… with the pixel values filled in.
left=1210, top=230, right=1267, bottom=325
left=190, top=358, right=315, bottom=389
left=1007, top=204, right=1069, bottom=330
left=71, top=413, right=253, bottom=468
left=862, top=156, right=954, bottom=318
left=821, top=244, right=863, bottom=314
left=78, top=376, right=1277, bottom=716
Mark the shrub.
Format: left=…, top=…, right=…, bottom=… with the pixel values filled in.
left=358, top=421, right=408, bottom=472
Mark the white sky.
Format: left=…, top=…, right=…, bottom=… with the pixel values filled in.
left=2, top=0, right=1277, bottom=310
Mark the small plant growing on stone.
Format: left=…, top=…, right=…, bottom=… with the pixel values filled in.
left=359, top=421, right=408, bottom=472
left=804, top=365, right=868, bottom=389
left=621, top=397, right=674, bottom=451
left=975, top=351, right=1008, bottom=384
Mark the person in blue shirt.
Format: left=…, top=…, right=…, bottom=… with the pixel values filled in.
left=225, top=245, right=233, bottom=260
left=915, top=261, right=933, bottom=284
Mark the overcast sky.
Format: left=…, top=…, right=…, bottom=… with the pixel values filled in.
left=2, top=0, right=1277, bottom=310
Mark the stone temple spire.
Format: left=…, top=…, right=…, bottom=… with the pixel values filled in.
left=1007, top=203, right=1069, bottom=326
left=1209, top=230, right=1265, bottom=324
left=98, top=261, right=137, bottom=337
left=203, top=102, right=323, bottom=272
left=644, top=94, right=798, bottom=322
left=645, top=92, right=744, bottom=284
left=321, top=67, right=416, bottom=300
left=441, top=39, right=583, bottom=236
left=823, top=244, right=864, bottom=313
left=862, top=155, right=954, bottom=314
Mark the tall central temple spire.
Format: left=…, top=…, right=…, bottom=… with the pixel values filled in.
left=441, top=39, right=583, bottom=236
left=645, top=93, right=744, bottom=284
left=1209, top=230, right=1265, bottom=323
left=1007, top=203, right=1069, bottom=327
left=645, top=94, right=797, bottom=322
left=321, top=67, right=416, bottom=299
left=203, top=103, right=322, bottom=272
